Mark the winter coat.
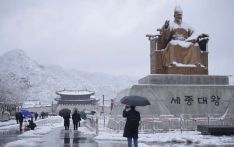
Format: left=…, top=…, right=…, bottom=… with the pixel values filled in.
left=28, top=120, right=37, bottom=130
left=18, top=112, right=24, bottom=123
left=72, top=112, right=81, bottom=123
left=123, top=109, right=140, bottom=138
left=15, top=112, right=20, bottom=120
left=63, top=115, right=70, bottom=126
left=35, top=113, right=38, bottom=118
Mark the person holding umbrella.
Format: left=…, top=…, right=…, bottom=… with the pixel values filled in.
left=123, top=105, right=140, bottom=147
left=63, top=114, right=70, bottom=130
left=59, top=108, right=71, bottom=130
left=121, top=95, right=150, bottom=147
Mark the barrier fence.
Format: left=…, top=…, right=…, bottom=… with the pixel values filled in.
left=83, top=114, right=234, bottom=135
left=107, top=115, right=234, bottom=133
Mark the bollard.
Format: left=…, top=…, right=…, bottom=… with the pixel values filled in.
left=96, top=117, right=99, bottom=135
left=207, top=116, right=210, bottom=125
left=180, top=116, right=183, bottom=133
left=104, top=115, right=105, bottom=128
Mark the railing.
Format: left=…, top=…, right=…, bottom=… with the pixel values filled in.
left=107, top=115, right=234, bottom=133
left=84, top=112, right=234, bottom=135
left=85, top=115, right=99, bottom=135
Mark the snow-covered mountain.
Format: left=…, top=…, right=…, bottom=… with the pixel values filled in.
left=0, top=49, right=138, bottom=104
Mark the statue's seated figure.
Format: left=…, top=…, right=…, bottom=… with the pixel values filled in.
left=160, top=6, right=209, bottom=67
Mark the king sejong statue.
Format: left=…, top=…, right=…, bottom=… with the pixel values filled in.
left=161, top=6, right=208, bottom=67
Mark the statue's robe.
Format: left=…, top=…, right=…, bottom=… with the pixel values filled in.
left=161, top=21, right=201, bottom=66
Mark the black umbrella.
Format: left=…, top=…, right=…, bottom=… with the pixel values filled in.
left=59, top=108, right=71, bottom=117
left=120, top=95, right=151, bottom=106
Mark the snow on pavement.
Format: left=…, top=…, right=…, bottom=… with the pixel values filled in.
left=4, top=116, right=63, bottom=147
left=94, top=128, right=234, bottom=146
left=2, top=116, right=234, bottom=147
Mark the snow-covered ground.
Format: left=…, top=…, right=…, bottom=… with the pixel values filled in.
left=95, top=129, right=234, bottom=147
left=1, top=116, right=234, bottom=147
left=94, top=117, right=234, bottom=147
left=2, top=116, right=63, bottom=147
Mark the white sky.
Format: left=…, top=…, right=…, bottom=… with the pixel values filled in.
left=0, top=0, right=234, bottom=77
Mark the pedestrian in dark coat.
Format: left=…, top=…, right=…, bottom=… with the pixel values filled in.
left=18, top=112, right=24, bottom=131
left=63, top=115, right=70, bottom=130
left=15, top=112, right=20, bottom=124
left=123, top=106, right=141, bottom=147
left=41, top=112, right=45, bottom=119
left=27, top=120, right=37, bottom=130
left=34, top=112, right=38, bottom=121
left=72, top=109, right=81, bottom=130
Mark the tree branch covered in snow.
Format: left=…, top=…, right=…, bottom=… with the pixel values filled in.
left=0, top=72, right=31, bottom=111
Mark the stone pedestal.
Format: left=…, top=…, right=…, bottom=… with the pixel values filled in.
left=109, top=74, right=234, bottom=131
left=111, top=74, right=234, bottom=118
left=139, top=74, right=229, bottom=85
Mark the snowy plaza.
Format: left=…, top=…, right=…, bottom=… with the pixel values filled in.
left=1, top=116, right=234, bottom=147
left=1, top=0, right=234, bottom=147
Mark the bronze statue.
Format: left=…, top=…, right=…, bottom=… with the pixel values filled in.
left=161, top=6, right=202, bottom=67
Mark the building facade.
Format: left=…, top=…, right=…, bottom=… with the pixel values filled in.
left=55, top=90, right=99, bottom=112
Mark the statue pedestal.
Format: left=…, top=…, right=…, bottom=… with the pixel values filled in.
left=139, top=74, right=228, bottom=85
left=119, top=74, right=234, bottom=117
left=108, top=74, right=234, bottom=132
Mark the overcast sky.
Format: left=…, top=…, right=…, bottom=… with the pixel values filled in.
left=0, top=0, right=233, bottom=77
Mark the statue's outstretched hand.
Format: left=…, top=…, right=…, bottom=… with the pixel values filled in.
left=164, top=20, right=169, bottom=29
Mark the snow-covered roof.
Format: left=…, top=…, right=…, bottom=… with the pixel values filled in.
left=22, top=100, right=41, bottom=108
left=56, top=90, right=95, bottom=96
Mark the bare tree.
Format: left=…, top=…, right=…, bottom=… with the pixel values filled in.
left=0, top=72, right=31, bottom=112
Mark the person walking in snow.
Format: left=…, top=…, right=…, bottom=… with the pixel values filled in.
left=15, top=112, right=20, bottom=124
left=34, top=112, right=38, bottom=121
left=123, top=105, right=141, bottom=147
left=72, top=108, right=81, bottom=130
left=18, top=112, right=24, bottom=131
left=63, top=114, right=70, bottom=130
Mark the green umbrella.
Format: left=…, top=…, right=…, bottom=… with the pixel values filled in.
left=79, top=111, right=87, bottom=120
